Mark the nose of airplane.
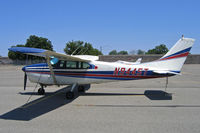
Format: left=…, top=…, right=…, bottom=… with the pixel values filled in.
left=22, top=66, right=26, bottom=72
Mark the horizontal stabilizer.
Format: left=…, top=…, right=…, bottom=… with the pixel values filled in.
left=116, top=58, right=142, bottom=65
left=135, top=58, right=142, bottom=64
left=153, top=70, right=181, bottom=75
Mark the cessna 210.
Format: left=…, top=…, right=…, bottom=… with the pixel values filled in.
left=8, top=36, right=195, bottom=99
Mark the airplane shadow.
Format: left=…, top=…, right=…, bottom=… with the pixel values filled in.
left=144, top=90, right=172, bottom=100
left=0, top=89, right=171, bottom=121
left=0, top=86, right=77, bottom=121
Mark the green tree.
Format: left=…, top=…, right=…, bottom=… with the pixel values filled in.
left=8, top=35, right=53, bottom=60
left=64, top=41, right=102, bottom=56
left=64, top=41, right=84, bottom=55
left=109, top=50, right=128, bottom=55
left=109, top=50, right=118, bottom=55
left=137, top=49, right=145, bottom=55
left=118, top=50, right=128, bottom=55
left=129, top=50, right=136, bottom=55
left=25, top=35, right=53, bottom=50
left=146, top=44, right=168, bottom=54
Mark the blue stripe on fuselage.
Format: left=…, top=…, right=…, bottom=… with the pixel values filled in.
left=160, top=47, right=191, bottom=60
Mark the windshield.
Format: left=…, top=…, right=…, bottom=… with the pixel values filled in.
left=50, top=58, right=59, bottom=65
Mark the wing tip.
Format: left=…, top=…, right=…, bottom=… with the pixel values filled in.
left=8, top=47, right=47, bottom=53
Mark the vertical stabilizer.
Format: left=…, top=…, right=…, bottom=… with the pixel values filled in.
left=159, top=37, right=194, bottom=61
left=143, top=37, right=195, bottom=72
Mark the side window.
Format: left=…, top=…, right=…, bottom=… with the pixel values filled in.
left=66, top=61, right=77, bottom=69
left=52, top=60, right=91, bottom=69
left=52, top=60, right=66, bottom=69
left=59, top=61, right=65, bottom=68
left=82, top=62, right=90, bottom=69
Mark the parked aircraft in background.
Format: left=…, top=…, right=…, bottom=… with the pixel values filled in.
left=8, top=37, right=195, bottom=99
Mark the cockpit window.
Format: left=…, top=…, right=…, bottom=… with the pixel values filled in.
left=52, top=60, right=91, bottom=69
left=82, top=62, right=90, bottom=69
left=66, top=61, right=77, bottom=69
left=59, top=61, right=65, bottom=69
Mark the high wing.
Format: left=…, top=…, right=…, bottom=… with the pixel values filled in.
left=8, top=47, right=93, bottom=85
left=8, top=47, right=90, bottom=62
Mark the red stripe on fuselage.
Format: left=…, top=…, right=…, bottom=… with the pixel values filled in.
left=159, top=52, right=189, bottom=61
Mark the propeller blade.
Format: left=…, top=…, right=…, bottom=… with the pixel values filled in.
left=24, top=73, right=27, bottom=90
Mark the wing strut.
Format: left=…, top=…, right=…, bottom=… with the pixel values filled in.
left=46, top=55, right=58, bottom=85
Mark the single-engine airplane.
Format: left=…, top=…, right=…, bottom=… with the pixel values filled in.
left=8, top=36, right=195, bottom=99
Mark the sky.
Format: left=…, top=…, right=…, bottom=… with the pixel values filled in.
left=0, top=0, right=199, bottom=56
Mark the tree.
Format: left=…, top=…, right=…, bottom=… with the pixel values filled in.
left=8, top=35, right=53, bottom=60
left=129, top=50, right=136, bottom=55
left=64, top=41, right=102, bottom=56
left=109, top=50, right=128, bottom=55
left=25, top=35, right=53, bottom=50
left=109, top=50, right=118, bottom=55
left=146, top=44, right=168, bottom=54
left=137, top=49, right=145, bottom=55
left=118, top=50, right=128, bottom=55
left=64, top=41, right=84, bottom=55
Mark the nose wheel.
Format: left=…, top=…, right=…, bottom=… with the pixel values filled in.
left=38, top=85, right=45, bottom=95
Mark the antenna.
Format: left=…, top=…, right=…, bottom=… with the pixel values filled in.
left=81, top=47, right=89, bottom=55
left=181, top=35, right=184, bottom=40
left=71, top=45, right=82, bottom=55
left=76, top=48, right=84, bottom=55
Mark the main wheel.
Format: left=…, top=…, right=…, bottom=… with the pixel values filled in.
left=38, top=88, right=45, bottom=95
left=66, top=92, right=74, bottom=99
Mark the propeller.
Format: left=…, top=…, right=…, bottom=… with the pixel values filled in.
left=24, top=73, right=27, bottom=90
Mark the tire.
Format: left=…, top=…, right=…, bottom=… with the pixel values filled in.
left=38, top=88, right=45, bottom=95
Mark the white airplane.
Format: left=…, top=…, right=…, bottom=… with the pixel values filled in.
left=8, top=37, right=195, bottom=99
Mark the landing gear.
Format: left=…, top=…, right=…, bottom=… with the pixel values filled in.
left=65, top=84, right=91, bottom=99
left=38, top=85, right=45, bottom=95
left=78, top=84, right=91, bottom=93
left=65, top=83, right=77, bottom=99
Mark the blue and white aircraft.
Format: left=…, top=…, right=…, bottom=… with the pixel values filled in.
left=9, top=37, right=195, bottom=99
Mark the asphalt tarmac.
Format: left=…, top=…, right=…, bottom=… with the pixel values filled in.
left=0, top=64, right=200, bottom=133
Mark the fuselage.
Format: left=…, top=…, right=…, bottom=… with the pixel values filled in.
left=22, top=60, right=173, bottom=86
